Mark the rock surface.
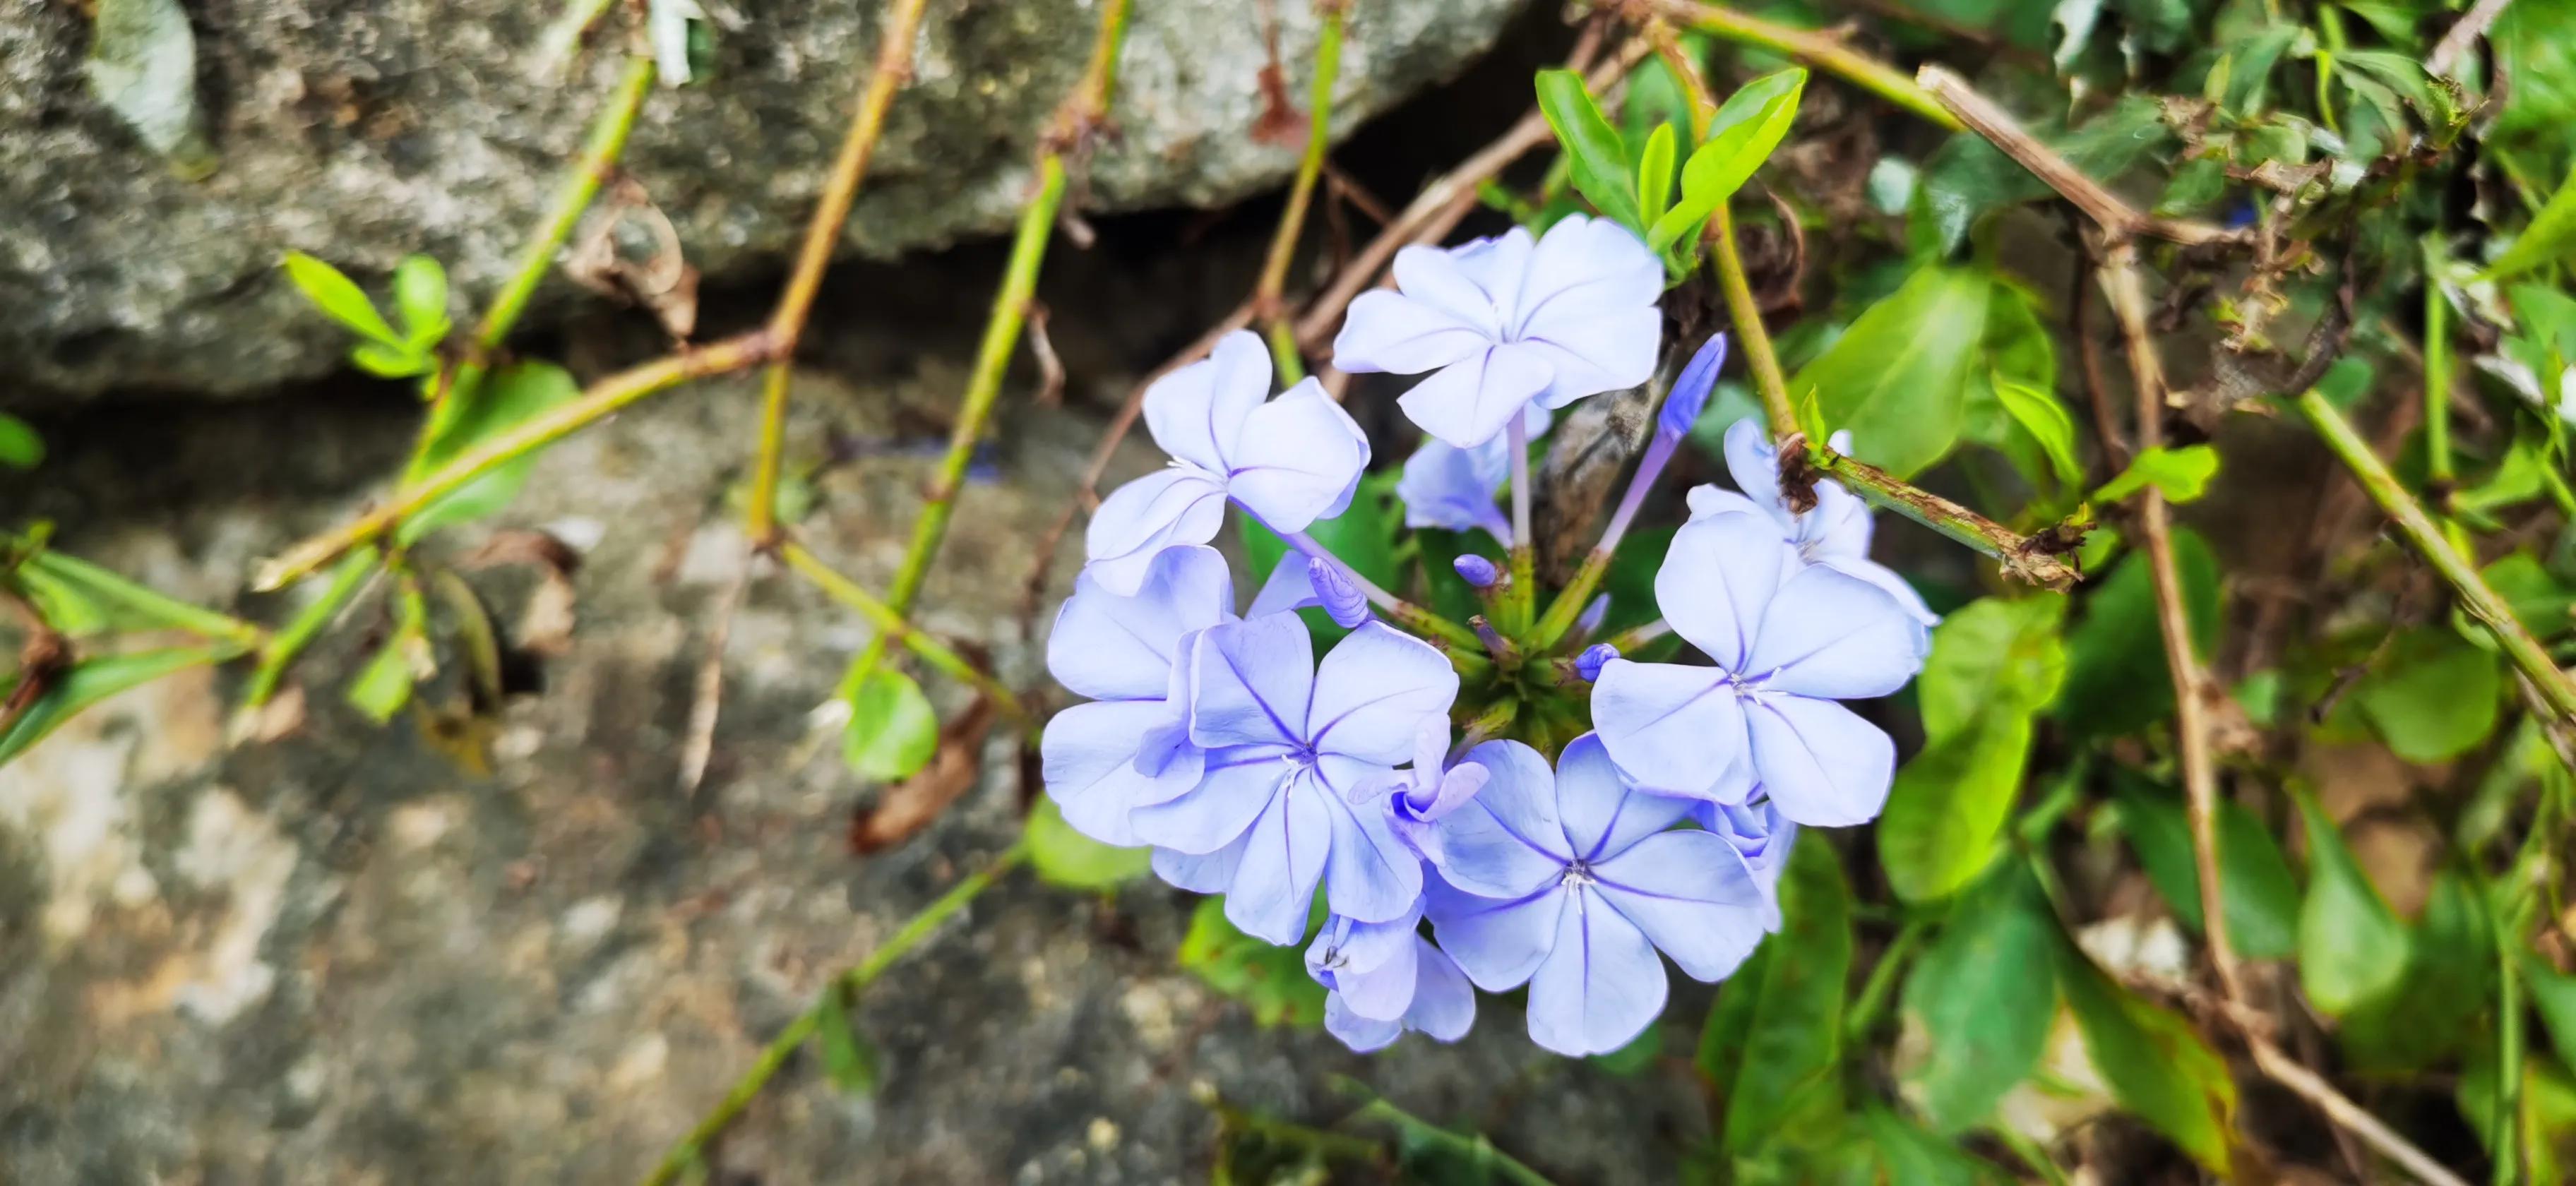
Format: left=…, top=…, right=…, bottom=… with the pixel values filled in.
left=0, top=324, right=1705, bottom=1182
left=2, top=0, right=1521, bottom=401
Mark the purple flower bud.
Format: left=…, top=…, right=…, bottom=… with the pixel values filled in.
left=1574, top=643, right=1618, bottom=682
left=1304, top=558, right=1369, bottom=628
left=1452, top=554, right=1503, bottom=588
left=1657, top=333, right=1729, bottom=441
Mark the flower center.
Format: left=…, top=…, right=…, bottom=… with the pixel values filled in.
left=1558, top=861, right=1596, bottom=890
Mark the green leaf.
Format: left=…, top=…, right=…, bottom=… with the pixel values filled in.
left=1025, top=798, right=1151, bottom=891
left=1636, top=122, right=1677, bottom=238
left=2056, top=933, right=2236, bottom=1173
left=2112, top=777, right=2301, bottom=960
left=2339, top=870, right=2497, bottom=1072
left=2527, top=952, right=2576, bottom=1067
left=2491, top=0, right=2576, bottom=161
left=282, top=251, right=404, bottom=348
left=1176, top=895, right=1325, bottom=1029
left=393, top=254, right=451, bottom=346
left=1795, top=265, right=1993, bottom=479
left=0, top=412, right=41, bottom=469
left=350, top=341, right=435, bottom=380
left=346, top=576, right=428, bottom=725
left=0, top=647, right=217, bottom=766
left=1914, top=596, right=2069, bottom=741
left=1649, top=68, right=1807, bottom=251
left=13, top=546, right=258, bottom=644
left=813, top=982, right=879, bottom=1096
left=1900, top=865, right=2057, bottom=1132
left=84, top=0, right=215, bottom=178
left=2479, top=160, right=2576, bottom=282
left=1535, top=68, right=1642, bottom=233
left=1849, top=1105, right=2002, bottom=1185
left=2457, top=1048, right=2576, bottom=1186
left=398, top=361, right=580, bottom=544
left=1721, top=834, right=1854, bottom=1156
left=842, top=666, right=938, bottom=781
left=2294, top=787, right=2411, bottom=1016
left=2352, top=628, right=2503, bottom=762
left=2054, top=527, right=2220, bottom=739
left=1881, top=597, right=2065, bottom=902
left=2091, top=445, right=2219, bottom=505
left=1993, top=382, right=2082, bottom=486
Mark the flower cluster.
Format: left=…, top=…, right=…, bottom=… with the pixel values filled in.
left=1041, top=216, right=1928, bottom=1058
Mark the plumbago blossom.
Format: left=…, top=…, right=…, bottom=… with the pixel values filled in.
left=1085, top=330, right=1369, bottom=595
left=1693, top=419, right=1940, bottom=630
left=1333, top=214, right=1660, bottom=448
left=1043, top=215, right=1930, bottom=1057
left=1593, top=508, right=1925, bottom=824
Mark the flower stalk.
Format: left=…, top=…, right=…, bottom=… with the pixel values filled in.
left=828, top=0, right=1134, bottom=698
left=746, top=0, right=942, bottom=544
left=404, top=54, right=661, bottom=489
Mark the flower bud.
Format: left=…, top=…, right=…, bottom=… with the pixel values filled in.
left=1308, top=557, right=1370, bottom=628
left=1452, top=554, right=1503, bottom=589
left=1657, top=333, right=1729, bottom=441
left=1574, top=643, right=1618, bottom=682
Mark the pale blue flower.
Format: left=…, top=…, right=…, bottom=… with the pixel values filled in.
left=1129, top=615, right=1460, bottom=943
left=1085, top=330, right=1369, bottom=595
left=1690, top=418, right=1939, bottom=631
left=1306, top=901, right=1477, bottom=1052
left=1423, top=735, right=1768, bottom=1057
left=1333, top=215, right=1661, bottom=449
left=1039, top=546, right=1236, bottom=846
left=1592, top=509, right=1924, bottom=825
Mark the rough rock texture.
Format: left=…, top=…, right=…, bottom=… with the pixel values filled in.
left=0, top=325, right=1707, bottom=1182
left=1, top=0, right=1522, bottom=401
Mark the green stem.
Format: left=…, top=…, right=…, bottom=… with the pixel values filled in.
left=835, top=0, right=1135, bottom=697
left=1214, top=1103, right=1385, bottom=1166
left=2423, top=243, right=2478, bottom=558
left=2295, top=388, right=2576, bottom=726
left=1255, top=1, right=1347, bottom=382
left=242, top=546, right=379, bottom=707
left=405, top=54, right=658, bottom=487
left=746, top=0, right=943, bottom=543
left=1710, top=203, right=1798, bottom=441
left=1529, top=549, right=1611, bottom=652
left=2493, top=882, right=2524, bottom=1185
left=777, top=541, right=1032, bottom=732
left=1842, top=916, right=1928, bottom=1044
left=638, top=840, right=1029, bottom=1186
left=256, top=330, right=782, bottom=590
left=1641, top=0, right=1964, bottom=131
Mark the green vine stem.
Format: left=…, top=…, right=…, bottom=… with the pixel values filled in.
left=776, top=541, right=1032, bottom=731
left=255, top=330, right=783, bottom=589
left=1636, top=0, right=1963, bottom=131
left=746, top=0, right=941, bottom=545
left=830, top=0, right=1135, bottom=701
left=240, top=546, right=379, bottom=709
left=405, top=54, right=660, bottom=487
left=2296, top=387, right=2576, bottom=726
left=1254, top=1, right=1349, bottom=383
left=638, top=839, right=1031, bottom=1186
